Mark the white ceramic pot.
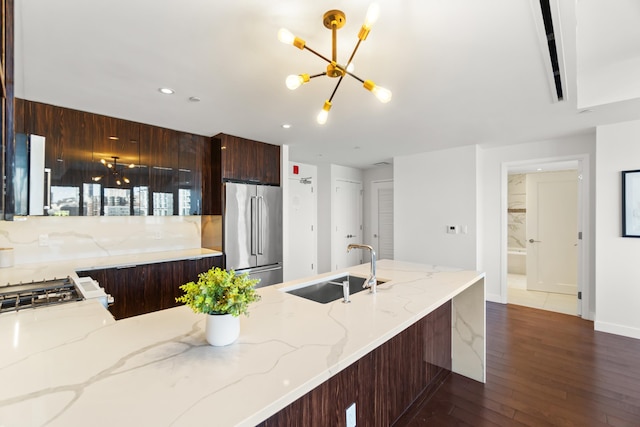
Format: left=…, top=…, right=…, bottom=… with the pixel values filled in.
left=205, top=313, right=240, bottom=346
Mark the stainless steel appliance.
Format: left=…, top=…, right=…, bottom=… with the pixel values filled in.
left=0, top=276, right=112, bottom=313
left=224, top=182, right=282, bottom=287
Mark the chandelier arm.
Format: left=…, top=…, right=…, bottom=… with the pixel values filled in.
left=328, top=75, right=345, bottom=103
left=310, top=72, right=327, bottom=79
left=345, top=39, right=363, bottom=69
left=303, top=45, right=332, bottom=64
left=344, top=71, right=365, bottom=84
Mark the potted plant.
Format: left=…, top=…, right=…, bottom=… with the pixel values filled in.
left=176, top=266, right=261, bottom=346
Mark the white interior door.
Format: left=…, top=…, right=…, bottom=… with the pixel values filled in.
left=333, top=180, right=363, bottom=270
left=287, top=177, right=317, bottom=280
left=526, top=171, right=578, bottom=295
left=371, top=181, right=394, bottom=260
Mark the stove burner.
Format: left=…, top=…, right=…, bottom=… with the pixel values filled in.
left=0, top=278, right=82, bottom=313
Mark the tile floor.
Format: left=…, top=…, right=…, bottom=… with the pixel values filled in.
left=507, top=273, right=577, bottom=316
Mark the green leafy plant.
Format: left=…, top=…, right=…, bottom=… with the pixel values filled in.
left=176, top=267, right=261, bottom=317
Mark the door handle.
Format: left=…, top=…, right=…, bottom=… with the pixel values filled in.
left=528, top=238, right=541, bottom=243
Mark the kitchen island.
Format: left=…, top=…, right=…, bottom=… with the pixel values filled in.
left=0, top=260, right=485, bottom=426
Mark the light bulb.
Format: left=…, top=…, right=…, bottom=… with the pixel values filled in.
left=317, top=100, right=332, bottom=125
left=278, top=28, right=295, bottom=45
left=346, top=63, right=355, bottom=73
left=372, top=86, right=392, bottom=103
left=363, top=80, right=392, bottom=103
left=364, top=3, right=380, bottom=28
left=116, top=179, right=122, bottom=186
left=317, top=110, right=329, bottom=125
left=285, top=74, right=310, bottom=90
left=123, top=177, right=130, bottom=184
left=128, top=164, right=135, bottom=169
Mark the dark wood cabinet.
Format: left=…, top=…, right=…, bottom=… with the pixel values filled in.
left=213, top=133, right=280, bottom=186
left=13, top=99, right=211, bottom=216
left=78, top=256, right=223, bottom=320
left=205, top=133, right=280, bottom=215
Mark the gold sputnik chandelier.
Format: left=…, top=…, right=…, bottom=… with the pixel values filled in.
left=278, top=3, right=392, bottom=125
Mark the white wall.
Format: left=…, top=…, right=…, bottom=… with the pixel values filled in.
left=595, top=119, right=640, bottom=339
left=317, top=164, right=332, bottom=273
left=394, top=145, right=478, bottom=270
left=479, top=134, right=596, bottom=307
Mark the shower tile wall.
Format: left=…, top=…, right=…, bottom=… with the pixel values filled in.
left=508, top=174, right=526, bottom=249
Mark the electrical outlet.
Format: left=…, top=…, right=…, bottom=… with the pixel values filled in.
left=346, top=403, right=356, bottom=427
left=447, top=225, right=458, bottom=234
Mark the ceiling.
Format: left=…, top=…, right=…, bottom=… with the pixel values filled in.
left=13, top=0, right=640, bottom=169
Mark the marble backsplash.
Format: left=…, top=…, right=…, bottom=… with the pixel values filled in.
left=507, top=174, right=526, bottom=249
left=0, top=215, right=221, bottom=266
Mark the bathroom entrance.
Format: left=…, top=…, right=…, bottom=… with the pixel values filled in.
left=505, top=159, right=585, bottom=317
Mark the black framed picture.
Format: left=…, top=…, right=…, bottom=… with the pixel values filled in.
left=622, top=170, right=640, bottom=237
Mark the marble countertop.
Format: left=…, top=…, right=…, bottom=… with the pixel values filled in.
left=0, top=260, right=485, bottom=427
left=0, top=248, right=223, bottom=285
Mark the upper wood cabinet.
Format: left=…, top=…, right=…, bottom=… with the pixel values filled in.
left=14, top=99, right=211, bottom=216
left=213, top=133, right=281, bottom=186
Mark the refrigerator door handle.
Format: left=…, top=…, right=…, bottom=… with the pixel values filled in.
left=44, top=168, right=52, bottom=211
left=251, top=196, right=258, bottom=255
left=257, top=195, right=264, bottom=255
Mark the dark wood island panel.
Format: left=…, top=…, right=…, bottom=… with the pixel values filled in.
left=78, top=256, right=223, bottom=320
left=259, top=300, right=452, bottom=426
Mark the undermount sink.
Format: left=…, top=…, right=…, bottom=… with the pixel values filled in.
left=282, top=274, right=385, bottom=304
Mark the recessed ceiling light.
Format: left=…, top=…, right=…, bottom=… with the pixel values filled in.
left=159, top=88, right=174, bottom=95
left=108, top=136, right=119, bottom=140
left=282, top=124, right=291, bottom=129
left=189, top=96, right=201, bottom=102
left=537, top=168, right=543, bottom=171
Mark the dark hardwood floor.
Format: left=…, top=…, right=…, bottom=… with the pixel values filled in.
left=397, top=302, right=640, bottom=427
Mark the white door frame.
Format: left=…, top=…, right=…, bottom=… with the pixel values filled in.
left=501, top=154, right=592, bottom=319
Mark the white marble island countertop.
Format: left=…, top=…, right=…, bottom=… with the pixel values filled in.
left=0, top=260, right=485, bottom=427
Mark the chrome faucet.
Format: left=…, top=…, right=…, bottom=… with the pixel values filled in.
left=347, top=244, right=377, bottom=294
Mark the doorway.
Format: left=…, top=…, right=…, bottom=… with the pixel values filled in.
left=503, top=157, right=589, bottom=318
left=332, top=179, right=363, bottom=270
left=287, top=174, right=317, bottom=280
left=371, top=180, right=394, bottom=260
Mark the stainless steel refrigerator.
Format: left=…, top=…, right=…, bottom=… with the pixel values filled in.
left=223, top=182, right=283, bottom=287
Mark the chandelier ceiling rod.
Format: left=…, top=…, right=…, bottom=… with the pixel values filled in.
left=279, top=2, right=392, bottom=125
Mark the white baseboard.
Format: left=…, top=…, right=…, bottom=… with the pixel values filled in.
left=595, top=320, right=640, bottom=340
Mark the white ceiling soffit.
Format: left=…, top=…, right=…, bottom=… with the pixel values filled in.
left=576, top=0, right=640, bottom=108
left=12, top=1, right=640, bottom=169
